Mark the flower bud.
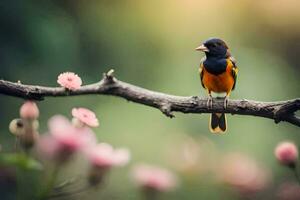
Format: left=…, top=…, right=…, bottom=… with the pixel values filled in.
left=9, top=119, right=25, bottom=136
left=20, top=101, right=39, bottom=119
left=275, top=142, right=298, bottom=167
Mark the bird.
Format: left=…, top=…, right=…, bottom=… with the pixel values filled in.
left=196, top=38, right=238, bottom=134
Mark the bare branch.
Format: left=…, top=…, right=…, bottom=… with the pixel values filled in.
left=0, top=70, right=300, bottom=128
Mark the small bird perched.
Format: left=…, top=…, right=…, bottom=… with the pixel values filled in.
left=196, top=38, right=238, bottom=134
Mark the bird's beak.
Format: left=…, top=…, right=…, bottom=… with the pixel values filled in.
left=195, top=44, right=209, bottom=52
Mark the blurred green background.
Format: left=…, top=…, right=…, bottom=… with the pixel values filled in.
left=1, top=0, right=300, bottom=199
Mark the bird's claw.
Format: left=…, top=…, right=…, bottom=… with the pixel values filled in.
left=207, top=95, right=213, bottom=109
left=224, top=96, right=229, bottom=109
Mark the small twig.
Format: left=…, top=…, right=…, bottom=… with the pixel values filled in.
left=0, top=69, right=300, bottom=128
left=160, top=103, right=174, bottom=118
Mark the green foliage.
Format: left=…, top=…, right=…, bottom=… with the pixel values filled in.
left=0, top=153, right=43, bottom=171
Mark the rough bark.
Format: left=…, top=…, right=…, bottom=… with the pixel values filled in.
left=0, top=70, right=299, bottom=127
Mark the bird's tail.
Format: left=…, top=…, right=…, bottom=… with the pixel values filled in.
left=209, top=113, right=227, bottom=134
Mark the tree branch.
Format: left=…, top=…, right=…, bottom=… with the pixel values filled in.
left=0, top=69, right=300, bottom=127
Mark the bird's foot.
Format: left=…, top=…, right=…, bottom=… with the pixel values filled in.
left=207, top=95, right=213, bottom=109
left=224, top=96, right=229, bottom=109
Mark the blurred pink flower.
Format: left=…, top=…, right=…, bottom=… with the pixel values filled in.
left=37, top=115, right=96, bottom=162
left=72, top=108, right=99, bottom=127
left=218, top=153, right=271, bottom=194
left=277, top=182, right=300, bottom=200
left=113, top=148, right=131, bottom=166
left=87, top=143, right=130, bottom=169
left=36, top=135, right=61, bottom=160
left=57, top=72, right=82, bottom=90
left=86, top=143, right=130, bottom=185
left=20, top=101, right=39, bottom=119
left=49, top=115, right=96, bottom=151
left=132, top=164, right=178, bottom=192
left=275, top=142, right=298, bottom=166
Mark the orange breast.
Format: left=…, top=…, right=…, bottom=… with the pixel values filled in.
left=202, top=60, right=235, bottom=94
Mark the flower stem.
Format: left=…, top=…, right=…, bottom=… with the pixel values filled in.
left=143, top=188, right=159, bottom=200
left=38, top=166, right=60, bottom=200
left=14, top=137, right=20, bottom=152
left=293, top=167, right=300, bottom=184
left=49, top=184, right=92, bottom=199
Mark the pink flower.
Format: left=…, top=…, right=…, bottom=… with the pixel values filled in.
left=49, top=115, right=96, bottom=151
left=277, top=182, right=300, bottom=200
left=36, top=135, right=61, bottom=160
left=218, top=153, right=271, bottom=194
left=72, top=108, right=99, bottom=127
left=57, top=72, right=82, bottom=90
left=20, top=101, right=39, bottom=119
left=132, top=164, right=178, bottom=192
left=86, top=143, right=130, bottom=185
left=87, top=143, right=130, bottom=169
left=37, top=115, right=96, bottom=162
left=275, top=142, right=298, bottom=166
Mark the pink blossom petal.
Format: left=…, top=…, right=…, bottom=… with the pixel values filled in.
left=76, top=127, right=98, bottom=148
left=113, top=148, right=130, bottom=166
left=87, top=143, right=130, bottom=169
left=72, top=108, right=99, bottom=127
left=36, top=135, right=61, bottom=160
left=57, top=72, right=82, bottom=90
left=48, top=115, right=71, bottom=133
left=87, top=143, right=115, bottom=168
left=48, top=115, right=97, bottom=154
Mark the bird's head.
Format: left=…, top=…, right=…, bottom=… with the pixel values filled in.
left=196, top=38, right=229, bottom=58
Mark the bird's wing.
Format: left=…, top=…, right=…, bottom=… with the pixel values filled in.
left=199, top=56, right=206, bottom=89
left=229, top=56, right=238, bottom=90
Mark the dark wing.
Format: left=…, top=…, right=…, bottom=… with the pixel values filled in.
left=199, top=56, right=206, bottom=88
left=229, top=56, right=238, bottom=90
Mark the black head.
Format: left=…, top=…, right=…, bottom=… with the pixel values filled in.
left=196, top=38, right=229, bottom=58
